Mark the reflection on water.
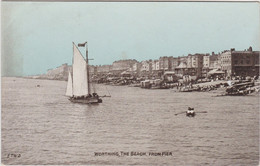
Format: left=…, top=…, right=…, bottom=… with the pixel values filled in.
left=1, top=77, right=259, bottom=165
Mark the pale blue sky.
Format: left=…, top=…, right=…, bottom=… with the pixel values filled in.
left=2, top=2, right=259, bottom=76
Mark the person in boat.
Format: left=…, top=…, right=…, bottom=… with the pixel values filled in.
left=92, top=93, right=99, bottom=98
left=187, top=107, right=195, bottom=116
left=188, top=107, right=194, bottom=111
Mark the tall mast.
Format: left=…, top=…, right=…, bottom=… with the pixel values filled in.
left=86, top=42, right=91, bottom=95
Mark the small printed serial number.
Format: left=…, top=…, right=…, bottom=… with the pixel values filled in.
left=7, top=153, right=21, bottom=158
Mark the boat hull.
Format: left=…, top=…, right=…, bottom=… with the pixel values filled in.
left=69, top=97, right=102, bottom=104
left=186, top=111, right=195, bottom=117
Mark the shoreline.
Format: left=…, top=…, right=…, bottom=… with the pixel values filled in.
left=3, top=77, right=260, bottom=97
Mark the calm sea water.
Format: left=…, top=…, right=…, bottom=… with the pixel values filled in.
left=1, top=77, right=259, bottom=165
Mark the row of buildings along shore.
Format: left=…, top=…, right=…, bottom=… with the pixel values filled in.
left=43, top=46, right=259, bottom=80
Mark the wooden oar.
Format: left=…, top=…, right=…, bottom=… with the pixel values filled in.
left=196, top=111, right=207, bottom=113
left=175, top=111, right=207, bottom=116
left=175, top=111, right=186, bottom=116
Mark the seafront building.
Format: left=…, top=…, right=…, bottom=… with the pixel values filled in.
left=202, top=52, right=221, bottom=77
left=175, top=60, right=188, bottom=76
left=43, top=46, right=259, bottom=81
left=140, top=60, right=152, bottom=73
left=232, top=48, right=259, bottom=77
left=159, top=56, right=171, bottom=71
left=175, top=54, right=204, bottom=78
left=220, top=47, right=259, bottom=77
left=129, top=62, right=141, bottom=75
left=209, top=53, right=221, bottom=70
left=220, top=49, right=233, bottom=76
left=152, top=60, right=160, bottom=71
left=92, top=47, right=259, bottom=78
left=171, top=57, right=179, bottom=71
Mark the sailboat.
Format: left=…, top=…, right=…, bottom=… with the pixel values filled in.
left=65, top=42, right=102, bottom=104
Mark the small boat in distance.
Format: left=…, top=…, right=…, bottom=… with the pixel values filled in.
left=175, top=107, right=206, bottom=117
left=65, top=42, right=102, bottom=104
left=186, top=107, right=195, bottom=117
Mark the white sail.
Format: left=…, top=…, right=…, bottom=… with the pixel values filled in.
left=65, top=71, right=73, bottom=97
left=72, top=43, right=89, bottom=96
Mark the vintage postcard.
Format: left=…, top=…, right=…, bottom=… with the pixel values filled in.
left=1, top=1, right=259, bottom=165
